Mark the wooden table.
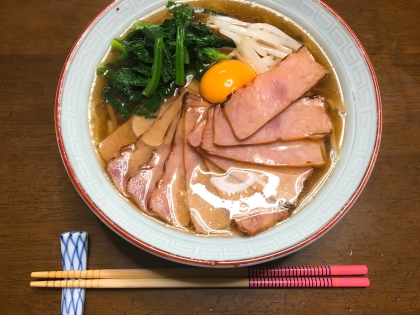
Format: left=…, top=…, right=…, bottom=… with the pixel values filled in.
left=1, top=0, right=419, bottom=313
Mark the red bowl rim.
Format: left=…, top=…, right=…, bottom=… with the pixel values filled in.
left=55, top=0, right=382, bottom=267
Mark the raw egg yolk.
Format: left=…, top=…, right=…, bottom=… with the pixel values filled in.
left=200, top=60, right=256, bottom=103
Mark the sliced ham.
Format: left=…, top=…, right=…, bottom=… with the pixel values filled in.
left=184, top=104, right=231, bottom=235
left=183, top=92, right=212, bottom=108
left=126, top=114, right=180, bottom=214
left=203, top=157, right=224, bottom=174
left=234, top=211, right=290, bottom=237
left=185, top=94, right=212, bottom=146
left=199, top=150, right=313, bottom=209
left=106, top=142, right=153, bottom=197
left=196, top=151, right=313, bottom=236
left=147, top=113, right=190, bottom=228
left=204, top=140, right=325, bottom=167
left=223, top=47, right=328, bottom=139
left=188, top=157, right=300, bottom=236
left=187, top=120, right=206, bottom=147
left=106, top=93, right=184, bottom=196
left=201, top=108, right=325, bottom=167
left=214, top=95, right=332, bottom=146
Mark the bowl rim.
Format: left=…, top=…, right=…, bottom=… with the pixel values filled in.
left=55, top=0, right=382, bottom=267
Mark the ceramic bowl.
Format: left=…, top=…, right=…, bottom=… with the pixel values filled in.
left=55, top=0, right=381, bottom=266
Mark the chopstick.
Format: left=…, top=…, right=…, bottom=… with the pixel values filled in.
left=30, top=265, right=369, bottom=288
left=30, top=277, right=370, bottom=288
left=31, top=265, right=368, bottom=280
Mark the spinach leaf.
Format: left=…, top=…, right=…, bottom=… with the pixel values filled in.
left=113, top=68, right=149, bottom=97
left=128, top=41, right=153, bottom=63
left=197, top=48, right=229, bottom=61
left=142, top=37, right=164, bottom=97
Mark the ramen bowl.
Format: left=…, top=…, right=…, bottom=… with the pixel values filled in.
left=55, top=0, right=381, bottom=266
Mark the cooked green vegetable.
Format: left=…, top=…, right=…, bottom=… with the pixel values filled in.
left=197, top=47, right=229, bottom=61
left=102, top=83, right=135, bottom=119
left=142, top=37, right=163, bottom=97
left=110, top=39, right=128, bottom=61
left=96, top=0, right=235, bottom=119
left=96, top=66, right=116, bottom=79
left=167, top=0, right=229, bottom=16
left=114, top=68, right=149, bottom=97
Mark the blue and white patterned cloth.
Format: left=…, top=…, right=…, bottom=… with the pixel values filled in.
left=60, top=232, right=88, bottom=315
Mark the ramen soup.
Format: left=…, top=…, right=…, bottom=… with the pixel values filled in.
left=89, top=0, right=346, bottom=237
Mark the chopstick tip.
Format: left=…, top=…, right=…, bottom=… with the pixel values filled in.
left=31, top=271, right=46, bottom=278
left=30, top=281, right=44, bottom=287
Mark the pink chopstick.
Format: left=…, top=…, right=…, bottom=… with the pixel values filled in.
left=249, top=276, right=369, bottom=288
left=247, top=265, right=368, bottom=277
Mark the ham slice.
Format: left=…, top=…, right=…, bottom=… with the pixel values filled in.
left=106, top=93, right=184, bottom=196
left=126, top=114, right=180, bottom=214
left=183, top=91, right=212, bottom=147
left=203, top=157, right=224, bottom=174
left=199, top=150, right=313, bottom=209
left=183, top=103, right=231, bottom=235
left=197, top=151, right=312, bottom=236
left=189, top=156, right=300, bottom=237
left=214, top=95, right=332, bottom=146
left=223, top=47, right=328, bottom=139
left=204, top=140, right=325, bottom=167
left=183, top=92, right=212, bottom=108
left=147, top=113, right=190, bottom=228
left=234, top=211, right=290, bottom=236
left=201, top=108, right=325, bottom=167
left=186, top=120, right=206, bottom=147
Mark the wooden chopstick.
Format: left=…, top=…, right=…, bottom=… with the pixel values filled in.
left=31, top=265, right=368, bottom=280
left=31, top=268, right=247, bottom=279
left=30, top=277, right=370, bottom=289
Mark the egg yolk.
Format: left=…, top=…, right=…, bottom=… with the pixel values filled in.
left=200, top=60, right=256, bottom=103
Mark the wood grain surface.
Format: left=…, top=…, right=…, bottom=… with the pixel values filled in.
left=1, top=0, right=419, bottom=314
